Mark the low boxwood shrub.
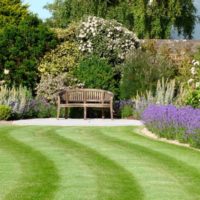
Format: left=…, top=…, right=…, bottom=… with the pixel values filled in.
left=121, top=105, right=133, bottom=118
left=0, top=105, right=12, bottom=120
left=29, top=99, right=65, bottom=118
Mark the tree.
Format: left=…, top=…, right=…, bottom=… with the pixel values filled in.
left=45, top=0, right=133, bottom=28
left=0, top=15, right=57, bottom=90
left=45, top=0, right=197, bottom=39
left=0, top=0, right=28, bottom=28
left=133, top=0, right=197, bottom=39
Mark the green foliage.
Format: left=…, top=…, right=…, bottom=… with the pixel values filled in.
left=120, top=50, right=176, bottom=99
left=0, top=85, right=32, bottom=118
left=45, top=0, right=132, bottom=28
left=33, top=99, right=60, bottom=118
left=186, top=88, right=200, bottom=108
left=74, top=55, right=116, bottom=93
left=179, top=57, right=200, bottom=108
left=52, top=22, right=78, bottom=42
left=133, top=0, right=196, bottom=38
left=0, top=0, right=28, bottom=28
left=77, top=16, right=139, bottom=65
left=0, top=105, right=11, bottom=120
left=38, top=41, right=81, bottom=76
left=121, top=105, right=133, bottom=118
left=0, top=15, right=57, bottom=90
left=188, top=133, right=200, bottom=149
left=45, top=0, right=196, bottom=39
left=37, top=40, right=82, bottom=102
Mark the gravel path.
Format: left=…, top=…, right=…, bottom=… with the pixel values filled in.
left=12, top=118, right=143, bottom=126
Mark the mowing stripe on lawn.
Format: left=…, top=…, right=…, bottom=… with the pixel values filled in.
left=43, top=129, right=144, bottom=200
left=11, top=126, right=105, bottom=200
left=117, top=126, right=200, bottom=170
left=10, top=126, right=143, bottom=200
left=0, top=148, right=20, bottom=199
left=0, top=127, right=59, bottom=200
left=57, top=127, right=200, bottom=200
left=1, top=126, right=200, bottom=200
left=99, top=128, right=200, bottom=199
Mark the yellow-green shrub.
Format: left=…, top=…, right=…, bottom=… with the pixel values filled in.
left=52, top=22, right=78, bottom=42
left=38, top=41, right=82, bottom=76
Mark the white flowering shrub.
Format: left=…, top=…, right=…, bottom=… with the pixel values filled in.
left=77, top=16, right=140, bottom=64
left=186, top=59, right=200, bottom=108
left=187, top=59, right=200, bottom=89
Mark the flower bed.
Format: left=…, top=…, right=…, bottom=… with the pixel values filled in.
left=142, top=105, right=200, bottom=148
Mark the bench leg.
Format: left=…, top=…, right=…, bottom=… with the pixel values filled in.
left=110, top=106, right=113, bottom=120
left=84, top=107, right=87, bottom=120
left=102, top=108, right=105, bottom=119
left=57, top=106, right=60, bottom=120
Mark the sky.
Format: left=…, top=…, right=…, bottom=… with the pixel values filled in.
left=23, top=0, right=53, bottom=20
left=23, top=0, right=200, bottom=39
left=193, top=0, right=200, bottom=39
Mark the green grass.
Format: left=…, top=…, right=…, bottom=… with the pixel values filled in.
left=0, top=126, right=200, bottom=200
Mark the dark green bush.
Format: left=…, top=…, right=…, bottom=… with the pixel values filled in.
left=120, top=50, right=176, bottom=99
left=0, top=15, right=57, bottom=90
left=0, top=105, right=12, bottom=120
left=74, top=55, right=117, bottom=94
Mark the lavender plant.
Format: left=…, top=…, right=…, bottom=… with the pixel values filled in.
left=133, top=78, right=176, bottom=119
left=142, top=104, right=200, bottom=148
left=0, top=85, right=32, bottom=118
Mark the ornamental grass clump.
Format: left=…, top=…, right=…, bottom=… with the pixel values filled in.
left=142, top=105, right=200, bottom=148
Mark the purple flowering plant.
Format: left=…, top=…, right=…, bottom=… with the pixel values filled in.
left=142, top=104, right=200, bottom=148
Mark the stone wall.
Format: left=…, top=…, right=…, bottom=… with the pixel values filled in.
left=141, top=39, right=200, bottom=62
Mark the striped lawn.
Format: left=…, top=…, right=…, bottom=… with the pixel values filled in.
left=0, top=126, right=200, bottom=200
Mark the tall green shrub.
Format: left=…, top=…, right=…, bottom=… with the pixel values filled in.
left=120, top=50, right=176, bottom=99
left=74, top=55, right=116, bottom=93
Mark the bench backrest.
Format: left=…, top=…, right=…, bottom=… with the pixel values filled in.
left=59, top=89, right=113, bottom=103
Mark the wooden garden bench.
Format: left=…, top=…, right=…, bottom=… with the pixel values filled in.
left=57, top=89, right=114, bottom=119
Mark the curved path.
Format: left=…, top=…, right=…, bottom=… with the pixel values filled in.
left=0, top=126, right=200, bottom=200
